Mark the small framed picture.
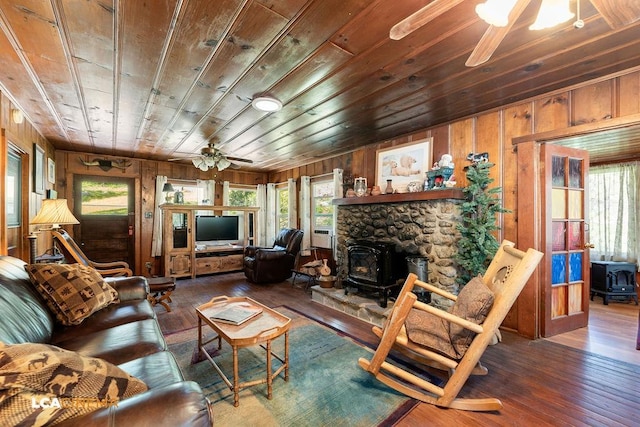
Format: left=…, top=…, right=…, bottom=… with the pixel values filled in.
left=375, top=138, right=432, bottom=193
left=33, top=144, right=45, bottom=194
left=47, top=158, right=56, bottom=184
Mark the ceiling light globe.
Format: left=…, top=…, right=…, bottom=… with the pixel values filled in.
left=529, top=0, right=574, bottom=30
left=251, top=96, right=282, bottom=112
left=475, top=0, right=518, bottom=27
left=217, top=158, right=231, bottom=171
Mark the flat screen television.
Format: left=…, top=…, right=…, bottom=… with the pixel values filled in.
left=195, top=215, right=239, bottom=242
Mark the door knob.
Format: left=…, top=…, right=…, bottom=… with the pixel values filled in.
left=584, top=243, right=595, bottom=248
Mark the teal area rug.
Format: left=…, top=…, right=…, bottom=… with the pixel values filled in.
left=166, top=307, right=415, bottom=427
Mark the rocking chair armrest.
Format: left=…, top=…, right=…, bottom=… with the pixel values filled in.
left=413, top=300, right=484, bottom=334
left=95, top=267, right=133, bottom=277
left=88, top=259, right=130, bottom=269
left=414, top=279, right=458, bottom=302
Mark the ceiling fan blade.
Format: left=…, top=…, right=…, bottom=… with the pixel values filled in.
left=589, top=0, right=640, bottom=29
left=226, top=156, right=253, bottom=164
left=466, top=0, right=531, bottom=67
left=390, top=0, right=465, bottom=40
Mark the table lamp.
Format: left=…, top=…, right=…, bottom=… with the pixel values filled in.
left=28, top=199, right=80, bottom=263
left=162, top=182, right=175, bottom=203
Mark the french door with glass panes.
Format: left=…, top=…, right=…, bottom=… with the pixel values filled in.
left=541, top=144, right=591, bottom=337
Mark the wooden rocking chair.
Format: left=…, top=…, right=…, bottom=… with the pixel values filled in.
left=358, top=240, right=543, bottom=411
left=52, top=229, right=133, bottom=277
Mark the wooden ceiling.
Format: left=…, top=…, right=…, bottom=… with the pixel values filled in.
left=1, top=0, right=640, bottom=171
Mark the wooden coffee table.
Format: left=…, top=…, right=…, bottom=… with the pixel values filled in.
left=196, top=296, right=291, bottom=407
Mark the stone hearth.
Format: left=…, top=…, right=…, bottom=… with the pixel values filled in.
left=310, top=285, right=392, bottom=327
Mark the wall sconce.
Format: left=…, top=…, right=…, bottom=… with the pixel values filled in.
left=11, top=109, right=24, bottom=124
left=29, top=199, right=80, bottom=263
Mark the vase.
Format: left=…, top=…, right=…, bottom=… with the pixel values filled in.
left=371, top=185, right=381, bottom=196
left=319, top=259, right=331, bottom=276
left=385, top=179, right=393, bottom=194
left=423, top=172, right=431, bottom=191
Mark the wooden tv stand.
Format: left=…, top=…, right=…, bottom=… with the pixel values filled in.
left=195, top=245, right=244, bottom=276
left=160, top=205, right=258, bottom=278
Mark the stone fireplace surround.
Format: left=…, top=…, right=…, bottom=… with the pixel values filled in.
left=311, top=189, right=465, bottom=324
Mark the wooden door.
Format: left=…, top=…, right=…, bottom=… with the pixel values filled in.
left=541, top=144, right=591, bottom=337
left=73, top=176, right=134, bottom=267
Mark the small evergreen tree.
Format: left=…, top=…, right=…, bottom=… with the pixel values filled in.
left=455, top=161, right=510, bottom=286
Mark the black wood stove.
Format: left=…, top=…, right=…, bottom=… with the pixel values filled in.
left=344, top=240, right=406, bottom=307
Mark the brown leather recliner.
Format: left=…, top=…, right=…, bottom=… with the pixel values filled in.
left=243, top=228, right=303, bottom=283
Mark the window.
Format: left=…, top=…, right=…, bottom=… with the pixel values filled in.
left=80, top=180, right=128, bottom=215
left=167, top=182, right=203, bottom=205
left=311, top=180, right=334, bottom=247
left=588, top=162, right=639, bottom=263
left=228, top=188, right=257, bottom=207
left=227, top=187, right=257, bottom=241
left=7, top=150, right=21, bottom=227
left=277, top=186, right=289, bottom=229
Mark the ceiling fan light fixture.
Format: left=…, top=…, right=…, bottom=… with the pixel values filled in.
left=251, top=96, right=282, bottom=112
left=217, top=157, right=231, bottom=171
left=529, top=0, right=574, bottom=30
left=475, top=0, right=518, bottom=27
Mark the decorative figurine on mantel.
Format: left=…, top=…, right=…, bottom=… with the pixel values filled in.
left=424, top=154, right=456, bottom=190
left=354, top=177, right=367, bottom=197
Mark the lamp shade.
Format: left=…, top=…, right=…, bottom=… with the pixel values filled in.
left=162, top=182, right=175, bottom=192
left=31, top=199, right=79, bottom=226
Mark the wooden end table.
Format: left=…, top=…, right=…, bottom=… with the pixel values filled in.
left=196, top=296, right=291, bottom=407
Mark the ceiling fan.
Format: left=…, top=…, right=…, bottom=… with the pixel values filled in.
left=169, top=141, right=253, bottom=171
left=390, top=0, right=640, bottom=67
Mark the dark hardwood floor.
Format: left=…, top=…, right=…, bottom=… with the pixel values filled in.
left=153, top=272, right=640, bottom=427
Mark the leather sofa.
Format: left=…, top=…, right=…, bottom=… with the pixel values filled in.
left=243, top=228, right=303, bottom=283
left=0, top=256, right=213, bottom=426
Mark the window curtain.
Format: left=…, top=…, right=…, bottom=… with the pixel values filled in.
left=196, top=179, right=215, bottom=215
left=222, top=181, right=230, bottom=206
left=589, top=162, right=640, bottom=266
left=151, top=175, right=168, bottom=257
left=221, top=180, right=231, bottom=216
left=266, top=183, right=277, bottom=244
left=332, top=168, right=344, bottom=257
left=287, top=178, right=297, bottom=228
left=299, top=176, right=311, bottom=251
left=256, top=184, right=266, bottom=246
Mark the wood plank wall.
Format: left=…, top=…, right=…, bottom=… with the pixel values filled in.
left=49, top=69, right=640, bottom=280
left=54, top=150, right=269, bottom=276
left=0, top=93, right=55, bottom=260
left=268, top=70, right=640, bottom=333
left=4, top=69, right=640, bottom=299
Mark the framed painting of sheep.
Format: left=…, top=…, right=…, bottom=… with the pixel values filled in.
left=375, top=138, right=432, bottom=193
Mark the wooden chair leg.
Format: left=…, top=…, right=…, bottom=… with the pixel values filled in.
left=359, top=291, right=417, bottom=375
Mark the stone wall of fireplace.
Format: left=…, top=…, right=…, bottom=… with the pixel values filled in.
left=334, top=194, right=464, bottom=306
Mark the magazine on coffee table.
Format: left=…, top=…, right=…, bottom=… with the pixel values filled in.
left=210, top=305, right=263, bottom=325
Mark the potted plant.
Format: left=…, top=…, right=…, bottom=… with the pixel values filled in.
left=455, top=161, right=510, bottom=286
